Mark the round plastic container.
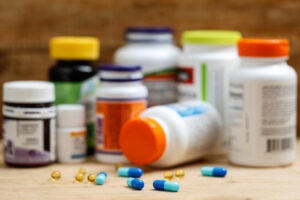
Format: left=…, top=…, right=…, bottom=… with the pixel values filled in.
left=95, top=64, right=148, bottom=163
left=228, top=38, right=297, bottom=167
left=57, top=104, right=86, bottom=163
left=178, top=30, right=242, bottom=153
left=119, top=101, right=222, bottom=168
left=114, top=27, right=180, bottom=106
left=3, top=81, right=56, bottom=167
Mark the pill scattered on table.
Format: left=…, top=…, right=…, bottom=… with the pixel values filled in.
left=75, top=173, right=85, bottom=183
left=96, top=172, right=107, bottom=185
left=118, top=167, right=143, bottom=178
left=164, top=171, right=173, bottom=181
left=153, top=180, right=180, bottom=192
left=51, top=171, right=61, bottom=181
left=175, top=169, right=185, bottom=179
left=201, top=166, right=227, bottom=177
left=127, top=178, right=144, bottom=190
left=87, top=174, right=97, bottom=183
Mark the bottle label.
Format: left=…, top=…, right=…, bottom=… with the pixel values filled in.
left=54, top=75, right=99, bottom=150
left=144, top=67, right=177, bottom=106
left=165, top=102, right=208, bottom=117
left=228, top=80, right=297, bottom=165
left=70, top=131, right=87, bottom=159
left=3, top=117, right=55, bottom=165
left=95, top=97, right=147, bottom=155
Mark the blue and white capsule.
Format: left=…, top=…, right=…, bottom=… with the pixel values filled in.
left=153, top=180, right=180, bottom=192
left=201, top=166, right=227, bottom=177
left=118, top=167, right=143, bottom=178
left=127, top=178, right=144, bottom=190
left=96, top=172, right=107, bottom=185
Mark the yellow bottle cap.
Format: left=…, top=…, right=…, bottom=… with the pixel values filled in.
left=50, top=36, right=100, bottom=60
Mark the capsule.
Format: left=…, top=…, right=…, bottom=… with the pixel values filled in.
left=118, top=167, right=143, bottom=178
left=153, top=180, right=180, bottom=192
left=96, top=172, right=107, bottom=185
left=127, top=178, right=144, bottom=190
left=201, top=166, right=227, bottom=177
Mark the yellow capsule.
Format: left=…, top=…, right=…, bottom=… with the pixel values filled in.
left=175, top=169, right=185, bottom=179
left=51, top=171, right=61, bottom=181
left=163, top=171, right=173, bottom=181
left=87, top=174, right=97, bottom=183
left=75, top=173, right=85, bottom=183
left=115, top=163, right=124, bottom=171
left=78, top=168, right=87, bottom=175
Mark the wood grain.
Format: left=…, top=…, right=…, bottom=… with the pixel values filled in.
left=0, top=140, right=300, bottom=200
left=0, top=0, right=300, bottom=133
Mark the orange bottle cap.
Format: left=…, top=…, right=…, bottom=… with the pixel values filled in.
left=119, top=117, right=166, bottom=165
left=238, top=38, right=289, bottom=57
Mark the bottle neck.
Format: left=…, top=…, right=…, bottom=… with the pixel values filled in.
left=100, top=80, right=143, bottom=86
left=183, top=44, right=237, bottom=53
left=56, top=60, right=93, bottom=66
left=240, top=57, right=288, bottom=67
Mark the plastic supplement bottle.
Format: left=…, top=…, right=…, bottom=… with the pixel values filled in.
left=3, top=81, right=56, bottom=167
left=228, top=39, right=297, bottom=167
left=114, top=27, right=180, bottom=106
left=95, top=65, right=148, bottom=163
left=178, top=30, right=242, bottom=153
left=119, top=101, right=222, bottom=167
left=57, top=104, right=87, bottom=163
left=49, top=36, right=100, bottom=154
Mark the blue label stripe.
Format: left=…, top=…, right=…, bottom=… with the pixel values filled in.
left=97, top=97, right=147, bottom=102
left=97, top=149, right=123, bottom=155
left=71, top=154, right=86, bottom=159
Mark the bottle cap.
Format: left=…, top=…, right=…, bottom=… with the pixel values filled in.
left=125, top=27, right=173, bottom=43
left=3, top=81, right=55, bottom=103
left=57, top=104, right=85, bottom=127
left=182, top=30, right=242, bottom=45
left=99, top=64, right=143, bottom=82
left=50, top=36, right=100, bottom=60
left=238, top=38, right=289, bottom=57
left=119, top=117, right=166, bottom=165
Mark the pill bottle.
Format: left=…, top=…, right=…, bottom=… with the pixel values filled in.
left=119, top=101, right=222, bottom=167
left=178, top=30, right=242, bottom=153
left=57, top=104, right=87, bottom=163
left=3, top=81, right=56, bottom=167
left=95, top=64, right=148, bottom=163
left=114, top=27, right=180, bottom=106
left=49, top=36, right=100, bottom=154
left=228, top=39, right=297, bottom=167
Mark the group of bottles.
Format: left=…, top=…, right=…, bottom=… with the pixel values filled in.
left=2, top=27, right=297, bottom=168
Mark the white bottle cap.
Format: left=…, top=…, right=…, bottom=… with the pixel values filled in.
left=57, top=104, right=85, bottom=127
left=3, top=81, right=55, bottom=103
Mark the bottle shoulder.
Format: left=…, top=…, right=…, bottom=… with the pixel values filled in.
left=49, top=64, right=97, bottom=82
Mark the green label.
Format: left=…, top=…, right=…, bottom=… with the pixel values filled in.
left=54, top=82, right=81, bottom=104
left=201, top=64, right=207, bottom=101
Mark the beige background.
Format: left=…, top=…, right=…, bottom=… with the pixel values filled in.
left=0, top=0, right=299, bottom=131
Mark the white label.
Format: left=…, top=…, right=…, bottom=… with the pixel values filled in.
left=228, top=80, right=297, bottom=166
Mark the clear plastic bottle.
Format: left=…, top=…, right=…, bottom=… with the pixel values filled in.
left=119, top=101, right=222, bottom=167
left=95, top=64, right=148, bottom=163
left=114, top=27, right=180, bottom=106
left=228, top=38, right=297, bottom=167
left=178, top=30, right=242, bottom=153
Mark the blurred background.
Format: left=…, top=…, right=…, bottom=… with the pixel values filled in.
left=0, top=0, right=299, bottom=132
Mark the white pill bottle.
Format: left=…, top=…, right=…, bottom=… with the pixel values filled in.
left=57, top=104, right=87, bottom=163
left=178, top=30, right=242, bottom=153
left=119, top=101, right=222, bottom=167
left=95, top=65, right=148, bottom=163
left=228, top=39, right=297, bottom=167
left=114, top=27, right=180, bottom=106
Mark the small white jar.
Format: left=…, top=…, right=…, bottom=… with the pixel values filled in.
left=228, top=38, right=297, bottom=167
left=114, top=27, right=180, bottom=106
left=178, top=30, right=242, bottom=153
left=95, top=64, right=148, bottom=163
left=57, top=104, right=86, bottom=163
left=119, top=101, right=222, bottom=168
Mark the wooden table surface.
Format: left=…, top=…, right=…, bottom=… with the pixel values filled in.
left=0, top=141, right=300, bottom=200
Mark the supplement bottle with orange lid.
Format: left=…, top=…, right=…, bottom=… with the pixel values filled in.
left=119, top=101, right=222, bottom=167
left=228, top=38, right=297, bottom=167
left=95, top=64, right=148, bottom=163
